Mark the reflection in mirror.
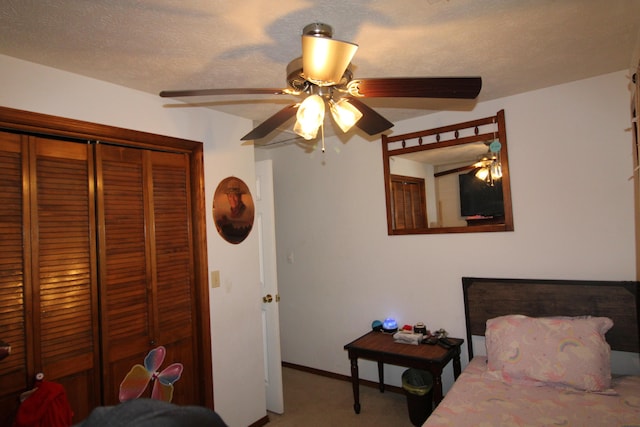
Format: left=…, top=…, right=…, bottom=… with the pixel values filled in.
left=382, top=110, right=513, bottom=235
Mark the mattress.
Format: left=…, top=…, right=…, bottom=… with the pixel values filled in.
left=423, top=357, right=640, bottom=427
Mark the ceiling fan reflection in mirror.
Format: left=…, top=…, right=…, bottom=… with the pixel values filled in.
left=160, top=23, right=482, bottom=148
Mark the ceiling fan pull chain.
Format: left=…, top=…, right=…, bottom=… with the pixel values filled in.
left=321, top=122, right=325, bottom=153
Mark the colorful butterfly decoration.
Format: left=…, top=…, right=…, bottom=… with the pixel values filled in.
left=119, top=346, right=183, bottom=403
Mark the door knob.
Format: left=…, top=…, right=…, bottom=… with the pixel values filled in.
left=262, top=294, right=280, bottom=303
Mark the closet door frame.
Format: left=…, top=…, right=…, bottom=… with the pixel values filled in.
left=0, top=106, right=214, bottom=409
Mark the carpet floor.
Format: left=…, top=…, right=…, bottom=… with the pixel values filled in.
left=266, top=367, right=418, bottom=427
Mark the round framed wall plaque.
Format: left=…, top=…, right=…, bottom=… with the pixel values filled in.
left=212, top=177, right=254, bottom=244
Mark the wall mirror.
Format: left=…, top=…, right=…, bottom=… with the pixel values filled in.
left=382, top=110, right=513, bottom=235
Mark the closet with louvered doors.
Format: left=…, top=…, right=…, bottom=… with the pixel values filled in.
left=0, top=106, right=213, bottom=425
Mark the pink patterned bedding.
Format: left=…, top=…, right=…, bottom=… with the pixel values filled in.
left=423, top=357, right=640, bottom=427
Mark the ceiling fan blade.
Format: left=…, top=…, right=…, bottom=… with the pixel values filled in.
left=347, top=77, right=482, bottom=99
left=241, top=104, right=299, bottom=141
left=253, top=134, right=306, bottom=148
left=346, top=97, right=394, bottom=135
left=159, top=88, right=291, bottom=98
left=434, top=163, right=479, bottom=178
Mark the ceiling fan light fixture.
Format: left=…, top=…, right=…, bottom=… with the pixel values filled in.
left=329, top=98, right=363, bottom=133
left=302, top=35, right=358, bottom=86
left=160, top=22, right=483, bottom=142
left=490, top=160, right=503, bottom=179
left=475, top=166, right=490, bottom=181
left=293, top=94, right=325, bottom=140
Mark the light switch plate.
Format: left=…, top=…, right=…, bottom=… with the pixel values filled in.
left=211, top=270, right=220, bottom=288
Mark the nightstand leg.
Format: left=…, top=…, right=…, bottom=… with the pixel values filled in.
left=453, top=347, right=462, bottom=379
left=433, top=373, right=443, bottom=405
left=377, top=361, right=385, bottom=392
left=349, top=357, right=361, bottom=414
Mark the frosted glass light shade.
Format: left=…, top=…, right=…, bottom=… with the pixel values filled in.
left=302, top=35, right=358, bottom=86
left=490, top=161, right=503, bottom=178
left=475, top=167, right=489, bottom=181
left=329, top=99, right=363, bottom=132
left=293, top=95, right=325, bottom=140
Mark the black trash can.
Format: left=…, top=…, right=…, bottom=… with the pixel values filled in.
left=401, top=368, right=434, bottom=426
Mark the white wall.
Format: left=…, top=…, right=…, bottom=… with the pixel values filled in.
left=0, top=54, right=265, bottom=427
left=262, top=70, right=637, bottom=393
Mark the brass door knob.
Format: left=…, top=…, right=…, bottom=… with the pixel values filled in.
left=262, top=294, right=280, bottom=303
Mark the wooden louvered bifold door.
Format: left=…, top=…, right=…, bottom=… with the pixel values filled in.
left=390, top=175, right=427, bottom=230
left=96, top=145, right=198, bottom=405
left=96, top=144, right=151, bottom=404
left=149, top=151, right=198, bottom=405
left=29, top=137, right=101, bottom=420
left=0, top=132, right=29, bottom=424
left=0, top=133, right=101, bottom=424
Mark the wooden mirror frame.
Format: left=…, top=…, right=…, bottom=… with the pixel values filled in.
left=382, top=110, right=514, bottom=235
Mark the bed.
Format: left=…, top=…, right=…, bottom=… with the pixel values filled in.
left=423, top=277, right=640, bottom=427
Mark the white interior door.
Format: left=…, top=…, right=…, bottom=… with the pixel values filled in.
left=255, top=159, right=284, bottom=413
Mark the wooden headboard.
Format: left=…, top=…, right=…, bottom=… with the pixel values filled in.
left=462, top=277, right=640, bottom=358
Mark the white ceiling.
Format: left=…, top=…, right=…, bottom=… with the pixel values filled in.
left=1, top=0, right=639, bottom=142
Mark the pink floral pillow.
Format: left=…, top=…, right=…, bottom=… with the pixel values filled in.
left=485, top=315, right=613, bottom=392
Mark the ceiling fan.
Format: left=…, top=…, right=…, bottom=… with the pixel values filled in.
left=160, top=23, right=482, bottom=144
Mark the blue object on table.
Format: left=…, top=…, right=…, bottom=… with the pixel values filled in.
left=383, top=317, right=398, bottom=332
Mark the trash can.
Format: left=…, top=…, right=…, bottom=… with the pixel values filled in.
left=401, top=368, right=434, bottom=426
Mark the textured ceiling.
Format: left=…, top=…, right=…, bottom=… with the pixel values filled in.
left=1, top=0, right=639, bottom=142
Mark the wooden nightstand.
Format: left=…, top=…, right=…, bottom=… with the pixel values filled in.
left=344, top=331, right=463, bottom=414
